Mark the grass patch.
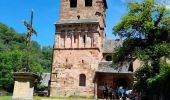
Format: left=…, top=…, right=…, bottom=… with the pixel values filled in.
left=34, top=96, right=94, bottom=100
left=0, top=96, right=12, bottom=100
left=0, top=96, right=94, bottom=100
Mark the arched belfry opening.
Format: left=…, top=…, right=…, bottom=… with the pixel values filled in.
left=70, top=0, right=77, bottom=8
left=85, top=0, right=92, bottom=7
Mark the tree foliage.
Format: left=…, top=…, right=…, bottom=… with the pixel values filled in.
left=0, top=22, right=52, bottom=92
left=112, top=0, right=170, bottom=99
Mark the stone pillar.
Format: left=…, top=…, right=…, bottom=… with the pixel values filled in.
left=94, top=77, right=98, bottom=99
left=70, top=31, right=74, bottom=48
left=91, top=32, right=93, bottom=48
left=92, top=32, right=94, bottom=47
left=64, top=31, right=66, bottom=48
left=12, top=72, right=38, bottom=100
left=78, top=32, right=80, bottom=48
left=55, top=32, right=60, bottom=48
left=57, top=32, right=61, bottom=48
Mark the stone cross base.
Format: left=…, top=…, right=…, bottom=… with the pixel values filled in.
left=12, top=72, right=38, bottom=100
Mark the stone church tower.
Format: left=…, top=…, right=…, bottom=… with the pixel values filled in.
left=50, top=0, right=107, bottom=97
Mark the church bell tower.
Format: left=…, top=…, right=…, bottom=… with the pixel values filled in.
left=50, top=0, right=107, bottom=97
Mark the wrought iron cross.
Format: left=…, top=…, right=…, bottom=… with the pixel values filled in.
left=22, top=9, right=37, bottom=72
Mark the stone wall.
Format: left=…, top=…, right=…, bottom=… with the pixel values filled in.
left=59, top=0, right=106, bottom=20
left=50, top=49, right=102, bottom=97
left=133, top=59, right=145, bottom=71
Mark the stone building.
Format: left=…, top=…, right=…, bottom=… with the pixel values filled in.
left=49, top=0, right=141, bottom=99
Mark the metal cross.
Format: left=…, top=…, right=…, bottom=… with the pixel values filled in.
left=22, top=9, right=37, bottom=72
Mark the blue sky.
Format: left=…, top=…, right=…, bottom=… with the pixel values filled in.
left=0, top=0, right=128, bottom=46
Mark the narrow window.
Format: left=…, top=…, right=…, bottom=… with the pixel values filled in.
left=85, top=0, right=92, bottom=7
left=83, top=35, right=86, bottom=43
left=79, top=74, right=86, bottom=86
left=128, top=62, right=133, bottom=72
left=77, top=15, right=80, bottom=19
left=82, top=60, right=84, bottom=64
left=70, top=0, right=77, bottom=8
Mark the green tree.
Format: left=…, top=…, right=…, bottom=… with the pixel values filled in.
left=0, top=50, right=25, bottom=92
left=40, top=46, right=52, bottom=71
left=0, top=22, right=52, bottom=92
left=112, top=0, right=170, bottom=99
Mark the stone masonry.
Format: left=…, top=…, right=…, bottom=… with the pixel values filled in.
left=50, top=0, right=107, bottom=97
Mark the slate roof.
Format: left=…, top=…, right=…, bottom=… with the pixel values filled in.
left=56, top=18, right=99, bottom=25
left=40, top=73, right=50, bottom=87
left=96, top=61, right=132, bottom=73
left=103, top=39, right=123, bottom=53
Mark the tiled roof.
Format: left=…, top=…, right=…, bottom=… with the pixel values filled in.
left=96, top=61, right=132, bottom=73
left=56, top=18, right=99, bottom=24
left=103, top=39, right=123, bottom=53
left=41, top=73, right=50, bottom=87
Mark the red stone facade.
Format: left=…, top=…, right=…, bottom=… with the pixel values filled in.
left=50, top=0, right=107, bottom=97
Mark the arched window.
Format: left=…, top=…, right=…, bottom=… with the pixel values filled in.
left=85, top=0, right=92, bottom=7
left=105, top=55, right=112, bottom=61
left=70, top=0, right=77, bottom=8
left=79, top=74, right=86, bottom=86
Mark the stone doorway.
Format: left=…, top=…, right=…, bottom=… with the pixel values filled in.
left=95, top=72, right=133, bottom=99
